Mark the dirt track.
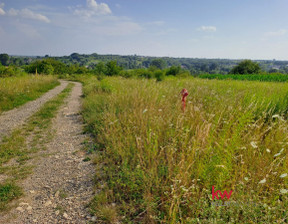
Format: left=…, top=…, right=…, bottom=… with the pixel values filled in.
left=0, top=81, right=68, bottom=142
left=0, top=82, right=95, bottom=223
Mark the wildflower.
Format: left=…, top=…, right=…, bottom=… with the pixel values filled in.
left=259, top=178, right=266, bottom=184
left=274, top=153, right=281, bottom=157
left=280, top=189, right=288, bottom=194
left=215, top=165, right=226, bottom=169
left=280, top=173, right=287, bottom=178
left=244, top=177, right=249, bottom=181
left=266, top=149, right=271, bottom=153
left=250, top=141, right=258, bottom=149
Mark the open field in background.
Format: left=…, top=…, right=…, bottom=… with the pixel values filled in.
left=199, top=73, right=288, bottom=82
left=0, top=75, right=59, bottom=114
left=79, top=76, right=288, bottom=223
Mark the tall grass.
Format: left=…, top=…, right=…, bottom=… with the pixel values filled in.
left=83, top=77, right=288, bottom=223
left=0, top=75, right=59, bottom=113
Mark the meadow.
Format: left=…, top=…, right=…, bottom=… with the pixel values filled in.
left=81, top=76, right=288, bottom=223
left=0, top=75, right=59, bottom=114
left=199, top=73, right=288, bottom=82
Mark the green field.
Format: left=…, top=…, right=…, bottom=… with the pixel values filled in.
left=80, top=76, right=288, bottom=223
left=199, top=73, right=288, bottom=82
left=0, top=75, right=59, bottom=114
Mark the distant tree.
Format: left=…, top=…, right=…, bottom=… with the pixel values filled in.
left=155, top=70, right=165, bottom=81
left=230, top=60, right=261, bottom=74
left=166, top=65, right=181, bottom=76
left=70, top=53, right=81, bottom=61
left=209, top=63, right=218, bottom=72
left=269, top=68, right=279, bottom=73
left=150, top=59, right=167, bottom=70
left=106, top=61, right=122, bottom=76
left=93, top=62, right=106, bottom=75
left=0, top=53, right=9, bottom=66
left=24, top=58, right=67, bottom=75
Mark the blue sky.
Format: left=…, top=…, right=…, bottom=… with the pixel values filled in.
left=0, top=0, right=287, bottom=59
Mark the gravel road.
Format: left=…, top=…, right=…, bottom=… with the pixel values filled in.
left=0, top=82, right=95, bottom=223
left=0, top=80, right=68, bottom=142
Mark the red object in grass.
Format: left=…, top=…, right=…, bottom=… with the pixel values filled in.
left=180, top=88, right=188, bottom=112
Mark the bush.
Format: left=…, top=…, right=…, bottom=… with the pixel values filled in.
left=230, top=60, right=261, bottom=74
left=154, top=70, right=165, bottom=81
left=166, top=65, right=181, bottom=76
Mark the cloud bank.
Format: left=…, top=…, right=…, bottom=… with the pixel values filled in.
left=74, top=0, right=112, bottom=17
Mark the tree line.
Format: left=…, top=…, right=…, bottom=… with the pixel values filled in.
left=1, top=53, right=288, bottom=78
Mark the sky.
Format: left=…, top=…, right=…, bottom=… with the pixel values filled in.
left=0, top=0, right=288, bottom=60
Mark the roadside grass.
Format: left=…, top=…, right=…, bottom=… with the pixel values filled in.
left=0, top=75, right=59, bottom=114
left=0, top=183, right=22, bottom=211
left=81, top=77, right=288, bottom=223
left=0, top=83, right=74, bottom=211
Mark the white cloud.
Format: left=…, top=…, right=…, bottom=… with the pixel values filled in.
left=21, top=8, right=50, bottom=23
left=74, top=0, right=111, bottom=17
left=7, top=8, right=50, bottom=23
left=7, top=8, right=18, bottom=16
left=0, top=3, right=5, bottom=15
left=198, top=26, right=217, bottom=32
left=265, top=29, right=287, bottom=37
left=149, top=21, right=165, bottom=26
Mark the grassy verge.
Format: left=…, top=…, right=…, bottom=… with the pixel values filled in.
left=0, top=83, right=74, bottom=211
left=0, top=75, right=59, bottom=114
left=81, top=77, right=288, bottom=223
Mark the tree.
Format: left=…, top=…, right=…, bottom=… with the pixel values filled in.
left=166, top=65, right=181, bottom=76
left=106, top=61, right=122, bottom=76
left=93, top=62, right=106, bottom=75
left=230, top=60, right=261, bottom=74
left=150, top=59, right=167, bottom=70
left=0, top=53, right=9, bottom=66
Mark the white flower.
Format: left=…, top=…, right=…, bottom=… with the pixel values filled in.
left=259, top=178, right=266, bottom=184
left=266, top=149, right=271, bottom=153
left=280, top=173, right=287, bottom=178
left=250, top=141, right=258, bottom=149
left=215, top=165, right=226, bottom=168
left=142, top=109, right=148, bottom=114
left=280, top=189, right=288, bottom=194
left=274, top=153, right=281, bottom=157
left=244, top=177, right=249, bottom=181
